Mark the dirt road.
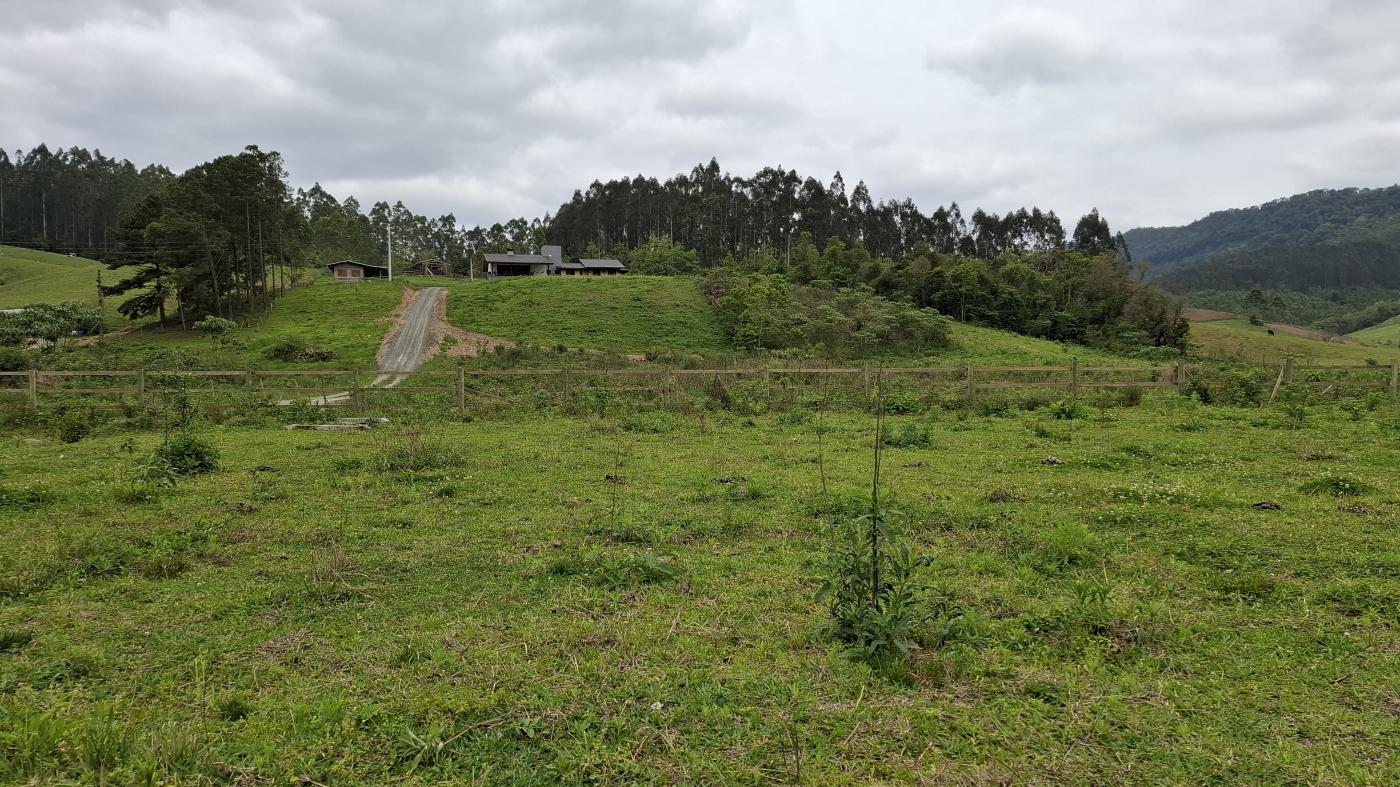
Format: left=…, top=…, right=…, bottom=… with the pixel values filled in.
left=374, top=286, right=446, bottom=386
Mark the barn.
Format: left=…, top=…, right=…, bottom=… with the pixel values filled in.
left=325, top=260, right=390, bottom=282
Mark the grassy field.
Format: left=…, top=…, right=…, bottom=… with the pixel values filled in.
left=0, top=245, right=145, bottom=325
left=1351, top=315, right=1400, bottom=347
left=1190, top=318, right=1396, bottom=367
left=1, top=393, right=1396, bottom=783
left=65, top=281, right=407, bottom=371
left=436, top=276, right=727, bottom=355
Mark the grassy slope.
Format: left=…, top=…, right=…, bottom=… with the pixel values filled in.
left=436, top=275, right=726, bottom=354
left=431, top=275, right=1136, bottom=366
left=1191, top=318, right=1397, bottom=366
left=1, top=399, right=1396, bottom=782
left=1349, top=314, right=1400, bottom=346
left=0, top=245, right=145, bottom=324
left=78, top=280, right=406, bottom=370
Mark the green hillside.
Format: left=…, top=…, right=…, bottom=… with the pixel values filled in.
left=1350, top=314, right=1400, bottom=346
left=76, top=279, right=406, bottom=370
left=438, top=276, right=727, bottom=355
left=1191, top=318, right=1395, bottom=366
left=1124, top=185, right=1400, bottom=273
left=0, top=245, right=144, bottom=323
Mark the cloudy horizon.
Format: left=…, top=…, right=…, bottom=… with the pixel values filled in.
left=3, top=0, right=1397, bottom=231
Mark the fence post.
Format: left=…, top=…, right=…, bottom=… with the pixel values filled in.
left=27, top=369, right=37, bottom=406
left=352, top=369, right=361, bottom=411
left=1175, top=357, right=1186, bottom=390
left=457, top=368, right=466, bottom=411
left=1282, top=357, right=1294, bottom=386
left=1391, top=359, right=1398, bottom=397
left=245, top=369, right=254, bottom=395
left=862, top=365, right=872, bottom=397
left=137, top=368, right=146, bottom=405
left=1070, top=357, right=1080, bottom=399
left=965, top=363, right=975, bottom=398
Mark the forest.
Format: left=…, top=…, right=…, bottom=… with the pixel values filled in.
left=1, top=144, right=1183, bottom=350
left=1122, top=184, right=1400, bottom=273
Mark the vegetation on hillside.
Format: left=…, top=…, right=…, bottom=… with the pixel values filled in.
left=1183, top=287, right=1400, bottom=331
left=1164, top=241, right=1400, bottom=293
left=1123, top=184, right=1400, bottom=272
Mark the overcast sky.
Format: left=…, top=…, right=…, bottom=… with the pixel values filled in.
left=3, top=0, right=1397, bottom=230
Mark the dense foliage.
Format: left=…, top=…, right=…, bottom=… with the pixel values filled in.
left=548, top=159, right=1125, bottom=265
left=1164, top=241, right=1400, bottom=293
left=1123, top=185, right=1400, bottom=273
left=0, top=145, right=173, bottom=252
left=700, top=234, right=1186, bottom=351
left=1184, top=288, right=1400, bottom=331
left=702, top=271, right=950, bottom=357
left=0, top=301, right=103, bottom=345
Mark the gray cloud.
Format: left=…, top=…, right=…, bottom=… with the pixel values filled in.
left=2, top=1, right=1399, bottom=230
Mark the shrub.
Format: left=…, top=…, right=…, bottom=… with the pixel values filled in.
left=883, top=391, right=923, bottom=415
left=1049, top=399, right=1088, bottom=420
left=1185, top=367, right=1271, bottom=406
left=1040, top=523, right=1097, bottom=569
left=51, top=410, right=93, bottom=443
left=0, top=347, right=32, bottom=372
left=881, top=422, right=932, bottom=448
left=264, top=338, right=337, bottom=363
left=816, top=508, right=937, bottom=666
left=155, top=434, right=220, bottom=476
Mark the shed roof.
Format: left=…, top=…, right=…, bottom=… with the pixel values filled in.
left=575, top=258, right=627, bottom=270
left=325, top=260, right=389, bottom=273
left=483, top=253, right=551, bottom=264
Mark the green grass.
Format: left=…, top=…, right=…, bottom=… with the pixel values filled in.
left=63, top=280, right=407, bottom=371
left=1350, top=314, right=1400, bottom=346
left=1191, top=318, right=1397, bottom=366
left=0, top=245, right=146, bottom=325
left=0, top=394, right=1396, bottom=782
left=437, top=275, right=727, bottom=355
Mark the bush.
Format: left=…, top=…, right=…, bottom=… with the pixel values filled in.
left=154, top=434, right=220, bottom=476
left=51, top=410, right=94, bottom=443
left=0, top=347, right=32, bottom=372
left=1049, top=399, right=1088, bottom=420
left=883, top=391, right=923, bottom=415
left=882, top=422, right=932, bottom=448
left=264, top=338, right=337, bottom=363
left=1186, top=367, right=1271, bottom=406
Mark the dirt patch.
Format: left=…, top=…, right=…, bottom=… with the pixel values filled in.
left=375, top=285, right=418, bottom=366
left=1182, top=308, right=1234, bottom=322
left=431, top=292, right=513, bottom=359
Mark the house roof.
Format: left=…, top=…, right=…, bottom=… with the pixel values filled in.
left=575, top=258, right=627, bottom=270
left=325, top=260, right=389, bottom=273
left=557, top=260, right=586, bottom=270
left=483, top=253, right=551, bottom=264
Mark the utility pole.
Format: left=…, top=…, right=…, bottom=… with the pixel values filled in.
left=96, top=270, right=104, bottom=337
left=387, top=208, right=393, bottom=282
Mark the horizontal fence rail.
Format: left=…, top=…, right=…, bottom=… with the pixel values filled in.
left=3, top=359, right=1396, bottom=408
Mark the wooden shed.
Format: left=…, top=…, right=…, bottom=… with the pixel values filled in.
left=325, top=260, right=390, bottom=282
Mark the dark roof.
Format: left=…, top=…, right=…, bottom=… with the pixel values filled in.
left=325, top=260, right=389, bottom=273
left=575, top=258, right=627, bottom=270
left=557, top=260, right=585, bottom=270
left=483, top=253, right=551, bottom=264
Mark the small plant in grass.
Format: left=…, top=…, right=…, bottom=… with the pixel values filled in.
left=215, top=693, right=254, bottom=721
left=1280, top=402, right=1308, bottom=429
left=1299, top=474, right=1374, bottom=497
left=51, top=409, right=94, bottom=443
left=881, top=422, right=931, bottom=448
left=192, top=315, right=237, bottom=349
left=816, top=373, right=937, bottom=669
left=154, top=433, right=220, bottom=477
left=0, top=629, right=35, bottom=652
left=1049, top=399, right=1087, bottom=420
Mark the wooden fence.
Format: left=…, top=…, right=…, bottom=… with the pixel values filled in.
left=2, top=358, right=1395, bottom=408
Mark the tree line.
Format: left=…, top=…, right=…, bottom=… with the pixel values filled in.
left=548, top=159, right=1128, bottom=265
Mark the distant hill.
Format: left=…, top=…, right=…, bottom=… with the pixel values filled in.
left=0, top=245, right=144, bottom=323
left=1124, top=185, right=1400, bottom=274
